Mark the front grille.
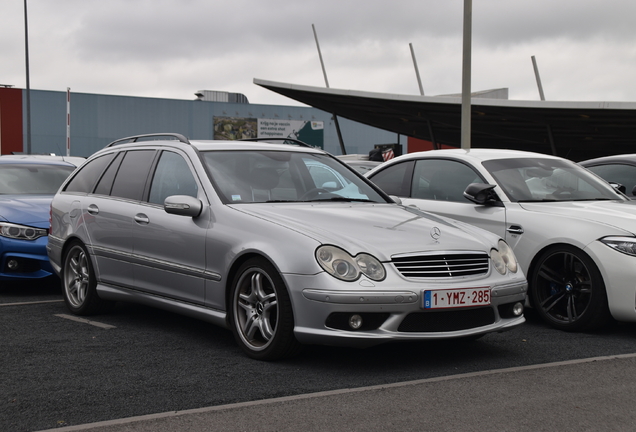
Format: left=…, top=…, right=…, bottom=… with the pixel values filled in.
left=398, top=307, right=495, bottom=332
left=392, top=253, right=489, bottom=278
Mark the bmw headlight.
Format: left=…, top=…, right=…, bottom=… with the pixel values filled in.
left=490, top=240, right=518, bottom=275
left=0, top=222, right=48, bottom=240
left=316, top=245, right=386, bottom=282
left=600, top=236, right=636, bottom=257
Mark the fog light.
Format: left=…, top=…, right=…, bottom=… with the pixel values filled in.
left=512, top=302, right=524, bottom=316
left=348, top=314, right=363, bottom=330
left=7, top=259, right=19, bottom=270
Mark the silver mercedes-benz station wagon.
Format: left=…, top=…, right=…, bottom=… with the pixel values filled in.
left=47, top=134, right=526, bottom=360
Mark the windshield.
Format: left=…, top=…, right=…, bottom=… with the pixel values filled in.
left=0, top=163, right=75, bottom=194
left=482, top=157, right=622, bottom=202
left=202, top=150, right=388, bottom=203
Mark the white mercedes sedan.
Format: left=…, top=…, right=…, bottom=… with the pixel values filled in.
left=367, top=148, right=636, bottom=331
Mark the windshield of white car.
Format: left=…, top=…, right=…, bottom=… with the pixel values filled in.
left=202, top=150, right=388, bottom=204
left=482, top=158, right=622, bottom=202
left=0, top=164, right=75, bottom=194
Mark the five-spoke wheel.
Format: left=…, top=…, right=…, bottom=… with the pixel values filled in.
left=230, top=258, right=300, bottom=360
left=62, top=241, right=111, bottom=315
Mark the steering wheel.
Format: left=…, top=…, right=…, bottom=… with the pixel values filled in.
left=549, top=188, right=574, bottom=199
left=300, top=188, right=331, bottom=200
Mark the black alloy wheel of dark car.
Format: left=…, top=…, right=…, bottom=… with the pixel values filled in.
left=62, top=241, right=112, bottom=315
left=529, top=245, right=611, bottom=331
left=229, top=257, right=301, bottom=361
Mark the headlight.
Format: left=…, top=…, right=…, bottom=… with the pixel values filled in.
left=600, top=236, right=636, bottom=256
left=0, top=222, right=48, bottom=240
left=497, top=239, right=518, bottom=273
left=490, top=240, right=518, bottom=275
left=316, top=245, right=386, bottom=282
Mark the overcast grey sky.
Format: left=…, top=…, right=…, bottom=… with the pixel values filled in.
left=3, top=0, right=636, bottom=106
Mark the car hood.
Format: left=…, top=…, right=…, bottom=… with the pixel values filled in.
left=0, top=195, right=52, bottom=228
left=518, top=200, right=636, bottom=235
left=233, top=202, right=498, bottom=260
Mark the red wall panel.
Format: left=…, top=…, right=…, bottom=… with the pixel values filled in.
left=0, top=87, right=23, bottom=155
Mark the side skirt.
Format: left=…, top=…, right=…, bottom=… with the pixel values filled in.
left=96, top=283, right=228, bottom=329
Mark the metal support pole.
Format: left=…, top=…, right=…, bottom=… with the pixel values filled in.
left=460, top=0, right=472, bottom=150
left=409, top=43, right=425, bottom=96
left=312, top=24, right=346, bottom=155
left=531, top=55, right=546, bottom=101
left=24, top=0, right=32, bottom=154
left=427, top=121, right=438, bottom=150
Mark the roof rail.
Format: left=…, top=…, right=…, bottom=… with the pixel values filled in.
left=106, top=133, right=190, bottom=148
left=238, top=137, right=313, bottom=148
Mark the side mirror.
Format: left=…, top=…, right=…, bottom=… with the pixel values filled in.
left=389, top=195, right=402, bottom=205
left=609, top=182, right=627, bottom=194
left=463, top=183, right=499, bottom=205
left=164, top=195, right=202, bottom=217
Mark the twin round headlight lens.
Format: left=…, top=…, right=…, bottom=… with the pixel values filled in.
left=490, top=239, right=518, bottom=275
left=316, top=245, right=386, bottom=282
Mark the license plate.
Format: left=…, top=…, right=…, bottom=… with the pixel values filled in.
left=423, top=287, right=491, bottom=309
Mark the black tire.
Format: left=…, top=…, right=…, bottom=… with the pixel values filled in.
left=62, top=241, right=112, bottom=315
left=229, top=257, right=301, bottom=360
left=529, top=245, right=611, bottom=331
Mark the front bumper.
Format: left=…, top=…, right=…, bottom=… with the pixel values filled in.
left=284, top=272, right=527, bottom=348
left=0, top=236, right=54, bottom=280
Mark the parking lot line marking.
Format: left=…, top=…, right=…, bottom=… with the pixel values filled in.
left=55, top=314, right=116, bottom=329
left=0, top=299, right=64, bottom=307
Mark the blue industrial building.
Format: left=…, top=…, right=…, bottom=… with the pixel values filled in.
left=0, top=86, right=405, bottom=158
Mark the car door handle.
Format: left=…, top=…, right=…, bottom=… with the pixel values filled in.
left=507, top=225, right=524, bottom=235
left=134, top=214, right=149, bottom=225
left=87, top=204, right=99, bottom=215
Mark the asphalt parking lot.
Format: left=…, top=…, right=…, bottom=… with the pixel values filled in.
left=3, top=279, right=636, bottom=431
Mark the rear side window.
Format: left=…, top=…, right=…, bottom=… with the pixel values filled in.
left=94, top=152, right=124, bottom=196
left=64, top=153, right=116, bottom=194
left=586, top=164, right=636, bottom=196
left=110, top=150, right=156, bottom=201
left=368, top=161, right=414, bottom=196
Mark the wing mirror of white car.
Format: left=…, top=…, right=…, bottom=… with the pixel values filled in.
left=463, top=183, right=499, bottom=205
left=164, top=195, right=203, bottom=217
left=609, top=182, right=627, bottom=194
left=389, top=195, right=402, bottom=205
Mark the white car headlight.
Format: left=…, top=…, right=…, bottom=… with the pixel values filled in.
left=0, top=222, right=48, bottom=240
left=497, top=239, right=518, bottom=273
left=490, top=240, right=518, bottom=275
left=316, top=245, right=386, bottom=282
left=600, top=236, right=636, bottom=256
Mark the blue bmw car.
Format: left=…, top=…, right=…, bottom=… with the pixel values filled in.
left=0, top=155, right=83, bottom=281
